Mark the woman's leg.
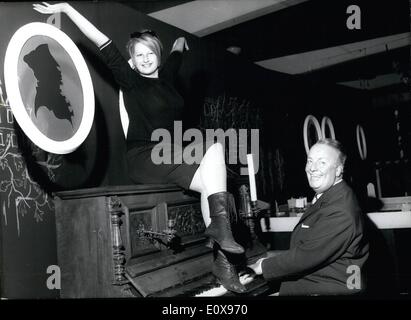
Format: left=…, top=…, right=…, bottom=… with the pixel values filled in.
left=188, top=143, right=246, bottom=293
left=189, top=143, right=226, bottom=227
left=197, top=142, right=227, bottom=196
left=189, top=168, right=211, bottom=227
left=188, top=142, right=243, bottom=254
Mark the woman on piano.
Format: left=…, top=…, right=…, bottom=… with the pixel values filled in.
left=33, top=2, right=246, bottom=293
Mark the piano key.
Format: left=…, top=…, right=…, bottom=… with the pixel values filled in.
left=157, top=274, right=216, bottom=297
left=180, top=281, right=219, bottom=297
left=194, top=273, right=256, bottom=297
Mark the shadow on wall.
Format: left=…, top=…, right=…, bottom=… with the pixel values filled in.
left=15, top=95, right=110, bottom=192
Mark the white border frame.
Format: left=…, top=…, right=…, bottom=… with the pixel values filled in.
left=4, top=22, right=94, bottom=154
left=321, top=116, right=335, bottom=139
left=356, top=124, right=367, bottom=160
left=303, top=115, right=322, bottom=154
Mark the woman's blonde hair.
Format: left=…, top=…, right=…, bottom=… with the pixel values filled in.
left=126, top=30, right=163, bottom=66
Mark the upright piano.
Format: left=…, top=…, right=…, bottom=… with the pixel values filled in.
left=54, top=185, right=274, bottom=298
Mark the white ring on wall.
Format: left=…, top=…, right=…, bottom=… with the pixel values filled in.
left=321, top=116, right=335, bottom=139
left=4, top=22, right=95, bottom=154
left=356, top=125, right=367, bottom=160
left=303, top=115, right=322, bottom=154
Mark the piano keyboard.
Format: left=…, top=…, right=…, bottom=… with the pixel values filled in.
left=194, top=274, right=256, bottom=297
left=155, top=270, right=274, bottom=297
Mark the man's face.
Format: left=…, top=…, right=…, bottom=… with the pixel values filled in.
left=305, top=144, right=342, bottom=194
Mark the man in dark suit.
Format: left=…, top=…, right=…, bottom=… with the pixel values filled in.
left=249, top=139, right=369, bottom=295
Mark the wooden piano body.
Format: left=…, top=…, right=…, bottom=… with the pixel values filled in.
left=54, top=185, right=272, bottom=298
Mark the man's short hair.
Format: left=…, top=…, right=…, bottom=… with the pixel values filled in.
left=315, top=138, right=347, bottom=167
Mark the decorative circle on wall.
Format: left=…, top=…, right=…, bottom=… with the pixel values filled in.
left=356, top=124, right=367, bottom=160
left=4, top=22, right=95, bottom=154
left=303, top=115, right=322, bottom=154
left=321, top=116, right=336, bottom=139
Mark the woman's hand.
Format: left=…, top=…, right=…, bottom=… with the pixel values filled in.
left=171, top=37, right=189, bottom=53
left=33, top=2, right=109, bottom=47
left=33, top=2, right=69, bottom=15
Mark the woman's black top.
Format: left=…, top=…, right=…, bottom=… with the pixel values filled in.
left=100, top=40, right=184, bottom=151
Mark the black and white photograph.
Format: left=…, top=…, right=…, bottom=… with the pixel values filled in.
left=0, top=0, right=410, bottom=312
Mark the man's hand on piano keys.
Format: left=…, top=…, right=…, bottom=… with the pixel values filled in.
left=247, top=258, right=266, bottom=276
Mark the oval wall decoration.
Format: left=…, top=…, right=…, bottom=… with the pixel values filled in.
left=4, top=22, right=95, bottom=154
left=321, top=116, right=336, bottom=139
left=356, top=124, right=367, bottom=160
left=303, top=115, right=322, bottom=154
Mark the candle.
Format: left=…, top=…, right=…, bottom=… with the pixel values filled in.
left=247, top=154, right=257, bottom=201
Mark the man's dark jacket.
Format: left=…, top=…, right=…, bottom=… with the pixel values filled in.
left=262, top=181, right=369, bottom=295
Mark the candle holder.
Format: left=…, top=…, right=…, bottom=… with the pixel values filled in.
left=239, top=185, right=266, bottom=247
left=248, top=200, right=261, bottom=240
left=250, top=200, right=258, bottom=213
left=243, top=198, right=268, bottom=264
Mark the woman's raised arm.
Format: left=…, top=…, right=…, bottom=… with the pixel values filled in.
left=33, top=2, right=110, bottom=48
left=171, top=37, right=189, bottom=53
